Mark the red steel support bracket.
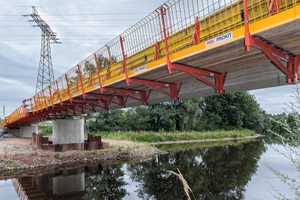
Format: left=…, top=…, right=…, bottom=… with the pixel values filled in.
left=37, top=93, right=43, bottom=112
left=49, top=86, right=54, bottom=108
left=85, top=93, right=125, bottom=108
left=120, top=31, right=178, bottom=100
left=249, top=36, right=299, bottom=83
left=127, top=78, right=179, bottom=100
left=77, top=65, right=86, bottom=99
left=120, top=36, right=130, bottom=86
left=170, top=63, right=227, bottom=94
left=161, top=6, right=172, bottom=73
left=244, top=0, right=298, bottom=84
left=161, top=6, right=226, bottom=94
left=243, top=0, right=251, bottom=52
left=107, top=66, right=110, bottom=80
left=72, top=98, right=109, bottom=111
left=103, top=88, right=148, bottom=105
left=269, top=0, right=280, bottom=15
left=30, top=98, right=34, bottom=113
left=56, top=80, right=63, bottom=106
left=42, top=90, right=48, bottom=111
left=94, top=53, right=104, bottom=94
left=65, top=74, right=73, bottom=103
left=33, top=96, right=38, bottom=113
left=190, top=16, right=200, bottom=45
left=152, top=41, right=160, bottom=61
left=63, top=102, right=96, bottom=112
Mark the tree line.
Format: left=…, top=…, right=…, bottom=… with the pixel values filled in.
left=85, top=91, right=294, bottom=135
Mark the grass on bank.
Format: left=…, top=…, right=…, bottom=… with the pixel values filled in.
left=87, top=129, right=256, bottom=143
left=155, top=138, right=256, bottom=152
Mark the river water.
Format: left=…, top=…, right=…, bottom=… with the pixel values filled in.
left=0, top=137, right=297, bottom=200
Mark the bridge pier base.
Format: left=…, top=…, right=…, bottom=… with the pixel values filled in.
left=52, top=118, right=84, bottom=149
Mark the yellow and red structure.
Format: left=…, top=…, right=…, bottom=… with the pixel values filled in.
left=3, top=0, right=300, bottom=128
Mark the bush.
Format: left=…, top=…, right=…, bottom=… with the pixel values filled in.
left=41, top=126, right=52, bottom=136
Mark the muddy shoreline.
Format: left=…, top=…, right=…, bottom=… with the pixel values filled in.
left=0, top=138, right=167, bottom=176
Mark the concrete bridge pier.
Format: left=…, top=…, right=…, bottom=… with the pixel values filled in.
left=52, top=118, right=84, bottom=150
left=3, top=125, right=38, bottom=138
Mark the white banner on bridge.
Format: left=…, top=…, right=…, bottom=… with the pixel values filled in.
left=134, top=65, right=147, bottom=74
left=205, top=31, right=233, bottom=48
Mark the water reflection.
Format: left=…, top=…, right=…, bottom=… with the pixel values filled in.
left=1, top=140, right=272, bottom=200
left=85, top=165, right=129, bottom=200
left=127, top=140, right=266, bottom=199
left=11, top=165, right=107, bottom=200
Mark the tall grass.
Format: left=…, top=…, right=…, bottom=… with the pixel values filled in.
left=168, top=168, right=196, bottom=200
left=90, top=129, right=256, bottom=143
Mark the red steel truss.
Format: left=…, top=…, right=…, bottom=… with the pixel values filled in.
left=243, top=0, right=299, bottom=84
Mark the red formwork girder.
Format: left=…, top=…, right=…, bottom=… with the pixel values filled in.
left=70, top=98, right=109, bottom=111
left=94, top=50, right=148, bottom=105
left=77, top=65, right=86, bottom=99
left=152, top=42, right=160, bottom=61
left=85, top=93, right=125, bottom=108
left=127, top=78, right=179, bottom=100
left=269, top=0, right=280, bottom=15
left=120, top=35, right=179, bottom=100
left=190, top=17, right=200, bottom=45
left=243, top=0, right=299, bottom=84
left=170, top=63, right=227, bottom=94
left=101, top=88, right=148, bottom=105
left=56, top=80, right=63, bottom=106
left=160, top=6, right=227, bottom=94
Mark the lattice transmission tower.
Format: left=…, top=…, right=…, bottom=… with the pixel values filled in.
left=24, top=6, right=61, bottom=94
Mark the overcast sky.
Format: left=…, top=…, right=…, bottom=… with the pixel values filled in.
left=0, top=0, right=295, bottom=119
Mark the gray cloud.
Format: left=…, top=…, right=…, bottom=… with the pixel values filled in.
left=249, top=85, right=295, bottom=114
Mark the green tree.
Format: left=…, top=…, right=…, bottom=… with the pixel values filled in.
left=97, top=54, right=117, bottom=70
left=197, top=91, right=263, bottom=132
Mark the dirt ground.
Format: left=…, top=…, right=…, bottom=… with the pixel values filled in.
left=0, top=137, right=166, bottom=173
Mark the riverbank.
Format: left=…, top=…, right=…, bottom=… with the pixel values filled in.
left=150, top=134, right=265, bottom=145
left=0, top=138, right=166, bottom=175
left=0, top=132, right=263, bottom=174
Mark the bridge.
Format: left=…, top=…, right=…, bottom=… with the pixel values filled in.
left=2, top=0, right=300, bottom=148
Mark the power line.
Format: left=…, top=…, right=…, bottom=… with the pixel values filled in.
left=0, top=35, right=119, bottom=37
left=0, top=42, right=107, bottom=45
left=0, top=19, right=141, bottom=22
left=0, top=25, right=134, bottom=27
left=0, top=0, right=160, bottom=7
left=0, top=12, right=150, bottom=16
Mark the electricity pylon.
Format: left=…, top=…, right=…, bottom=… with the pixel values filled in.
left=24, top=6, right=61, bottom=94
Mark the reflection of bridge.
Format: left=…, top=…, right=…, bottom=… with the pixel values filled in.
left=11, top=165, right=106, bottom=200
left=2, top=0, right=300, bottom=145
